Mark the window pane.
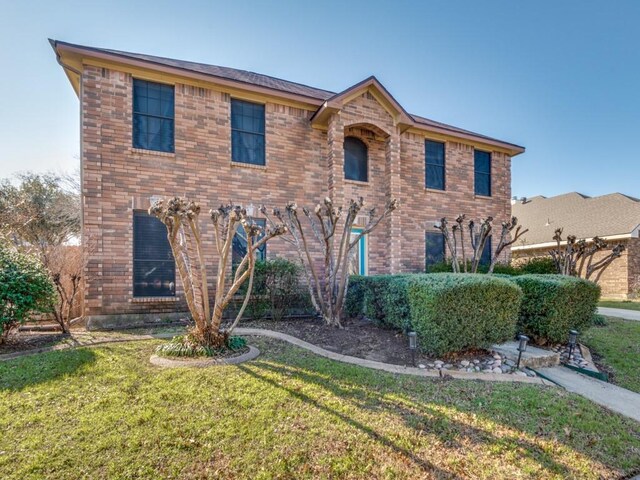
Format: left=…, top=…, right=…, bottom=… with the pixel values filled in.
left=475, top=172, right=491, bottom=196
left=232, top=131, right=265, bottom=165
left=344, top=137, right=368, bottom=182
left=426, top=164, right=444, bottom=190
left=425, top=141, right=445, bottom=166
left=425, top=232, right=445, bottom=269
left=132, top=79, right=174, bottom=153
left=474, top=150, right=491, bottom=174
left=133, top=212, right=175, bottom=297
left=480, top=237, right=492, bottom=266
left=232, top=219, right=266, bottom=267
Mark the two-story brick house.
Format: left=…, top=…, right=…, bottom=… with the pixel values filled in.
left=51, top=39, right=525, bottom=328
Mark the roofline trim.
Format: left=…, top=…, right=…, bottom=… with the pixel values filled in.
left=512, top=231, right=637, bottom=251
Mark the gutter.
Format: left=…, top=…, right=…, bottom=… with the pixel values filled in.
left=512, top=232, right=635, bottom=252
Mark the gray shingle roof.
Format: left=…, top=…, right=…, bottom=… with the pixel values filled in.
left=512, top=192, right=640, bottom=247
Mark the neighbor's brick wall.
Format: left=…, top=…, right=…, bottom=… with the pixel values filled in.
left=80, top=66, right=516, bottom=318
left=512, top=238, right=634, bottom=298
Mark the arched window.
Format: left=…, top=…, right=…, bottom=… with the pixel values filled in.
left=344, top=136, right=368, bottom=182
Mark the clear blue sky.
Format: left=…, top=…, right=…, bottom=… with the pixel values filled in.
left=1, top=0, right=639, bottom=198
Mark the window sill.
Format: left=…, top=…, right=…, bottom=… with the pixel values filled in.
left=424, top=187, right=446, bottom=194
left=130, top=296, right=179, bottom=303
left=131, top=148, right=176, bottom=158
left=231, top=161, right=267, bottom=170
left=344, top=179, right=369, bottom=186
left=474, top=194, right=493, bottom=199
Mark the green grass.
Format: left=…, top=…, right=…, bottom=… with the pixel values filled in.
left=599, top=300, right=640, bottom=311
left=582, top=317, right=640, bottom=393
left=1, top=339, right=640, bottom=479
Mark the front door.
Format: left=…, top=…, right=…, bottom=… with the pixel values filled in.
left=349, top=228, right=368, bottom=275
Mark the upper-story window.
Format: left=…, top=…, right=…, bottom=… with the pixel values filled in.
left=132, top=79, right=175, bottom=153
left=425, top=140, right=445, bottom=190
left=474, top=150, right=492, bottom=196
left=231, top=99, right=265, bottom=166
left=344, top=136, right=368, bottom=182
left=133, top=211, right=175, bottom=297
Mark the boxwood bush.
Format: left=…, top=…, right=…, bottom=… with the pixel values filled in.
left=504, top=274, right=600, bottom=344
left=346, top=273, right=521, bottom=355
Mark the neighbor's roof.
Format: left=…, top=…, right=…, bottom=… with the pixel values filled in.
left=50, top=39, right=524, bottom=155
left=512, top=192, right=640, bottom=249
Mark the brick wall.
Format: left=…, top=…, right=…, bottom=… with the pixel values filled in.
left=513, top=238, right=635, bottom=298
left=80, top=66, right=516, bottom=320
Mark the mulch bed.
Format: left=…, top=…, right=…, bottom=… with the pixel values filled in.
left=0, top=331, right=70, bottom=354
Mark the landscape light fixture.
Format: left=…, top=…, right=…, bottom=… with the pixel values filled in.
left=516, top=334, right=529, bottom=369
left=568, top=329, right=579, bottom=359
left=408, top=331, right=417, bottom=366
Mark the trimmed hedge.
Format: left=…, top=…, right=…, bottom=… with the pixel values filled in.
left=503, top=274, right=600, bottom=343
left=346, top=273, right=521, bottom=355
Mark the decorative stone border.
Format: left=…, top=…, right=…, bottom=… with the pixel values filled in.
left=149, top=346, right=260, bottom=368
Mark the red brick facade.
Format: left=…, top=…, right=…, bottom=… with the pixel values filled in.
left=70, top=56, right=521, bottom=324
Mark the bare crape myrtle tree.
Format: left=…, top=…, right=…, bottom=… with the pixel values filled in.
left=550, top=228, right=625, bottom=282
left=434, top=215, right=528, bottom=274
left=262, top=197, right=398, bottom=328
left=150, top=198, right=286, bottom=348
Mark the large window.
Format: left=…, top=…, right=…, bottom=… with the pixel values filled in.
left=133, top=211, right=175, bottom=297
left=232, top=219, right=267, bottom=267
left=132, top=79, right=175, bottom=153
left=425, top=231, right=446, bottom=270
left=231, top=99, right=265, bottom=165
left=344, top=136, right=368, bottom=182
left=425, top=140, right=445, bottom=190
left=474, top=150, right=491, bottom=196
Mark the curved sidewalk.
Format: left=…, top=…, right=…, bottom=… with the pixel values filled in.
left=598, top=306, right=640, bottom=321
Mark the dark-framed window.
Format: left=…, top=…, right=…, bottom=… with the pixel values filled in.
left=133, top=211, right=175, bottom=297
left=474, top=150, right=491, bottom=196
left=425, top=231, right=446, bottom=270
left=344, top=136, right=368, bottom=182
left=480, top=236, right=492, bottom=267
left=132, top=79, right=175, bottom=153
left=231, top=99, right=265, bottom=165
left=425, top=140, right=445, bottom=190
left=232, top=219, right=267, bottom=267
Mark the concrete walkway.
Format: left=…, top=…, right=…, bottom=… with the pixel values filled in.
left=598, top=306, right=640, bottom=321
left=536, top=366, right=640, bottom=423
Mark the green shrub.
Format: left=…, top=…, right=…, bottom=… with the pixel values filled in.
left=0, top=242, right=55, bottom=341
left=245, top=259, right=309, bottom=320
left=406, top=274, right=521, bottom=356
left=505, top=274, right=600, bottom=343
left=426, top=257, right=556, bottom=275
left=346, top=273, right=521, bottom=355
left=517, top=257, right=557, bottom=274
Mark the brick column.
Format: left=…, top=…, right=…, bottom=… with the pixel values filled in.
left=327, top=112, right=345, bottom=206
left=386, top=129, right=402, bottom=273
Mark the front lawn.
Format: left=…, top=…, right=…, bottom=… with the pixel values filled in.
left=599, top=300, right=640, bottom=311
left=1, top=339, right=639, bottom=479
left=582, top=317, right=640, bottom=393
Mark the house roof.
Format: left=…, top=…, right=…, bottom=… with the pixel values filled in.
left=50, top=39, right=525, bottom=155
left=512, top=192, right=640, bottom=249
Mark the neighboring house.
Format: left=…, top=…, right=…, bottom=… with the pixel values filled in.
left=50, top=39, right=525, bottom=328
left=512, top=193, right=640, bottom=298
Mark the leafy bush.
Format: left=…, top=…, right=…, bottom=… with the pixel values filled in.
left=426, top=257, right=556, bottom=275
left=504, top=274, right=600, bottom=344
left=517, top=257, right=557, bottom=274
left=155, top=334, right=247, bottom=358
left=0, top=242, right=55, bottom=342
left=346, top=273, right=521, bottom=355
left=245, top=259, right=309, bottom=320
left=406, top=274, right=521, bottom=356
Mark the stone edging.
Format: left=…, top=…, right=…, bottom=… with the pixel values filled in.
left=234, top=328, right=552, bottom=386
left=1, top=328, right=552, bottom=386
left=149, top=346, right=260, bottom=368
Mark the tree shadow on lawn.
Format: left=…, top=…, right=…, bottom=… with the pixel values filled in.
left=241, top=359, right=637, bottom=479
left=0, top=348, right=97, bottom=392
